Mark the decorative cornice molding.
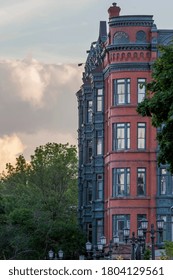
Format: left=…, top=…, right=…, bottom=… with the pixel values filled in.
left=109, top=15, right=154, bottom=27
left=106, top=43, right=151, bottom=52
left=103, top=62, right=151, bottom=78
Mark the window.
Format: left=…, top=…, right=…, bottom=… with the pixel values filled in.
left=96, top=219, right=103, bottom=243
left=86, top=223, right=92, bottom=242
left=160, top=168, right=167, bottom=195
left=138, top=79, right=146, bottom=103
left=113, top=123, right=130, bottom=150
left=87, top=100, right=93, bottom=123
left=137, top=123, right=146, bottom=149
left=136, top=31, right=146, bottom=43
left=137, top=168, right=146, bottom=196
left=96, top=174, right=103, bottom=200
left=114, top=32, right=129, bottom=44
left=113, top=215, right=130, bottom=242
left=87, top=181, right=92, bottom=205
left=112, top=168, right=130, bottom=197
left=86, top=140, right=92, bottom=163
left=159, top=167, right=173, bottom=195
left=96, top=89, right=103, bottom=112
left=96, top=131, right=103, bottom=155
left=113, top=79, right=130, bottom=105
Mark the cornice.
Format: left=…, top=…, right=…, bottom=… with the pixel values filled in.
left=106, top=43, right=151, bottom=52
left=109, top=15, right=154, bottom=27
left=103, top=62, right=151, bottom=78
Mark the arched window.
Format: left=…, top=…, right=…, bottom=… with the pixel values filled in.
left=113, top=31, right=129, bottom=44
left=136, top=30, right=146, bottom=42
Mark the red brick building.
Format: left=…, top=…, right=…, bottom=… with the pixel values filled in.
left=77, top=3, right=173, bottom=250
left=104, top=3, right=158, bottom=243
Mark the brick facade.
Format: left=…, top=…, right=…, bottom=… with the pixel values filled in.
left=76, top=3, right=173, bottom=249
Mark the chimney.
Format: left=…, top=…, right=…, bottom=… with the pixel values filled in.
left=108, top=3, right=121, bottom=18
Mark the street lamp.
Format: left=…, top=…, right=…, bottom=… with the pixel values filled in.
left=86, top=241, right=92, bottom=252
left=123, top=229, right=144, bottom=260
left=140, top=218, right=164, bottom=260
left=156, top=219, right=164, bottom=231
left=58, top=250, right=64, bottom=260
left=100, top=235, right=106, bottom=246
left=100, top=235, right=119, bottom=259
left=48, top=249, right=54, bottom=260
left=123, top=228, right=130, bottom=240
left=48, top=249, right=64, bottom=260
left=140, top=218, right=148, bottom=231
left=85, top=241, right=94, bottom=259
left=138, top=228, right=144, bottom=238
left=85, top=235, right=119, bottom=260
left=113, top=234, right=120, bottom=245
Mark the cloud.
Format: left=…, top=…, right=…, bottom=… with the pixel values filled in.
left=0, top=57, right=82, bottom=169
left=10, top=58, right=50, bottom=107
left=0, top=58, right=82, bottom=132
left=0, top=134, right=25, bottom=172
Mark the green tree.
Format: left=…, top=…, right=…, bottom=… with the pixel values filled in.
left=137, top=45, right=173, bottom=173
left=143, top=248, right=151, bottom=260
left=0, top=143, right=85, bottom=260
left=164, top=241, right=173, bottom=259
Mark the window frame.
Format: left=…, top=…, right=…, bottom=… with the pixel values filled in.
left=113, top=123, right=130, bottom=150
left=137, top=122, right=146, bottom=150
left=86, top=223, right=92, bottom=242
left=96, top=130, right=103, bottom=155
left=160, top=168, right=167, bottom=195
left=87, top=181, right=92, bottom=205
left=112, top=168, right=130, bottom=197
left=96, top=174, right=103, bottom=200
left=96, top=219, right=103, bottom=243
left=86, top=140, right=92, bottom=163
left=113, top=78, right=130, bottom=105
left=87, top=100, right=93, bottom=123
left=137, top=78, right=146, bottom=103
left=96, top=89, right=103, bottom=112
left=137, top=168, right=146, bottom=196
left=112, top=214, right=130, bottom=243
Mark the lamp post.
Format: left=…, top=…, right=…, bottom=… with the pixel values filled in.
left=48, top=249, right=64, bottom=260
left=100, top=234, right=119, bottom=259
left=123, top=228, right=144, bottom=260
left=140, top=218, right=164, bottom=260
left=85, top=235, right=119, bottom=260
left=85, top=241, right=93, bottom=259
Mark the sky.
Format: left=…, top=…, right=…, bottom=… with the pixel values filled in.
left=0, top=0, right=173, bottom=172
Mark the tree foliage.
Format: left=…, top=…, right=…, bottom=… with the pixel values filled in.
left=164, top=241, right=173, bottom=259
left=0, top=143, right=85, bottom=259
left=137, top=45, right=173, bottom=173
